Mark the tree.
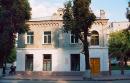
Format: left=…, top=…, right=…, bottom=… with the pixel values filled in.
left=109, top=30, right=130, bottom=54
left=127, top=2, right=130, bottom=21
left=7, top=48, right=16, bottom=63
left=0, top=0, right=31, bottom=74
left=63, top=0, right=96, bottom=78
left=126, top=1, right=130, bottom=29
left=109, top=30, right=130, bottom=74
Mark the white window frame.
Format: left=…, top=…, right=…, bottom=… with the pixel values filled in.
left=43, top=31, right=51, bottom=44
left=25, top=32, right=34, bottom=44
left=70, top=33, right=79, bottom=44
left=43, top=54, right=52, bottom=71
left=90, top=31, right=99, bottom=46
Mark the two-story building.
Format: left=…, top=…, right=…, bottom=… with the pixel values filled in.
left=16, top=8, right=109, bottom=76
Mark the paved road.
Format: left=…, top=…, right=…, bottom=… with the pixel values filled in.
left=0, top=80, right=130, bottom=83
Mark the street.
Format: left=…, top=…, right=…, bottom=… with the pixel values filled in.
left=0, top=80, right=130, bottom=83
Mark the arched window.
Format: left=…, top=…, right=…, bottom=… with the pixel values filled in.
left=91, top=31, right=99, bottom=45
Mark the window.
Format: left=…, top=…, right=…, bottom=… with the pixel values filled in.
left=43, top=31, right=51, bottom=44
left=27, top=32, right=34, bottom=44
left=25, top=54, right=33, bottom=71
left=43, top=54, right=52, bottom=71
left=70, top=33, right=78, bottom=44
left=91, top=31, right=99, bottom=45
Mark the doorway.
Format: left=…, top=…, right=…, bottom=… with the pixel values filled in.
left=71, top=54, right=80, bottom=71
left=25, top=54, right=33, bottom=71
left=90, top=58, right=100, bottom=76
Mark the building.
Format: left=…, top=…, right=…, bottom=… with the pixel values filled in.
left=16, top=8, right=109, bottom=76
left=108, top=21, right=129, bottom=32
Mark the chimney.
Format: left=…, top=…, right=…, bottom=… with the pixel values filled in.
left=57, top=8, right=64, bottom=16
left=100, top=10, right=106, bottom=19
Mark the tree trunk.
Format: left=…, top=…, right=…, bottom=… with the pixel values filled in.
left=2, top=53, right=7, bottom=76
left=84, top=44, right=90, bottom=70
left=120, top=54, right=124, bottom=75
left=83, top=29, right=91, bottom=79
left=120, top=61, right=124, bottom=75
left=109, top=57, right=112, bottom=75
left=124, top=56, right=128, bottom=67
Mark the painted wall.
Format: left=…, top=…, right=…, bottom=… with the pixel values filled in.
left=16, top=9, right=109, bottom=72
left=16, top=47, right=109, bottom=72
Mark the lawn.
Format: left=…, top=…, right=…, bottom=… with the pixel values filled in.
left=111, top=65, right=130, bottom=70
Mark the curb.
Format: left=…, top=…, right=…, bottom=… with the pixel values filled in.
left=1, top=77, right=130, bottom=81
left=92, top=78, right=130, bottom=81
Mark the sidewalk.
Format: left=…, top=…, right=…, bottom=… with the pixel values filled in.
left=1, top=70, right=130, bottom=81
left=1, top=75, right=83, bottom=81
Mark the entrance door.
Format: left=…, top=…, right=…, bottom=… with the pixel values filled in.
left=25, top=54, right=33, bottom=71
left=71, top=54, right=80, bottom=71
left=90, top=58, right=100, bottom=76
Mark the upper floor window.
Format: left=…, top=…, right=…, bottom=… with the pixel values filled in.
left=70, top=33, right=78, bottom=44
left=43, top=31, right=51, bottom=44
left=27, top=32, right=34, bottom=44
left=91, top=31, right=99, bottom=45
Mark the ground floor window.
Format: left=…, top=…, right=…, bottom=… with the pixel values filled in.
left=25, top=54, right=33, bottom=71
left=71, top=54, right=80, bottom=71
left=43, top=54, right=52, bottom=71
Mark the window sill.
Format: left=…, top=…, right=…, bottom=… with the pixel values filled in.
left=42, top=43, right=52, bottom=45
left=70, top=43, right=79, bottom=44
left=25, top=43, right=33, bottom=45
left=70, top=43, right=82, bottom=45
left=89, top=45, right=100, bottom=47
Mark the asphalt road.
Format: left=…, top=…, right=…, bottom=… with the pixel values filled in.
left=0, top=80, right=130, bottom=83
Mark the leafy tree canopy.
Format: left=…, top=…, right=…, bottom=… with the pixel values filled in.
left=63, top=0, right=96, bottom=37
left=109, top=30, right=130, bottom=55
left=0, top=0, right=31, bottom=67
left=7, top=48, right=16, bottom=63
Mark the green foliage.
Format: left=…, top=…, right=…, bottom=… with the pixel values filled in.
left=127, top=14, right=130, bottom=21
left=7, top=48, right=16, bottom=63
left=63, top=1, right=73, bottom=32
left=63, top=0, right=96, bottom=70
left=0, top=0, right=31, bottom=66
left=109, top=30, right=130, bottom=54
left=0, top=0, right=31, bottom=33
left=111, top=65, right=130, bottom=70
left=63, top=0, right=96, bottom=42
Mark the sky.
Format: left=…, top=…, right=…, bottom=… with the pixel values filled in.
left=28, top=0, right=129, bottom=21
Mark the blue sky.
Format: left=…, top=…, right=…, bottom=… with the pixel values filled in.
left=29, top=0, right=129, bottom=21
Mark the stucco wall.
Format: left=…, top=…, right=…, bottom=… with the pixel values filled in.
left=89, top=47, right=109, bottom=71
left=16, top=47, right=109, bottom=72
left=16, top=9, right=109, bottom=73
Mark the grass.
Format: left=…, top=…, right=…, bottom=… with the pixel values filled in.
left=111, top=65, right=130, bottom=70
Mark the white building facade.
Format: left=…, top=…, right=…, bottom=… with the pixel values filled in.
left=16, top=9, right=109, bottom=75
left=108, top=21, right=129, bottom=32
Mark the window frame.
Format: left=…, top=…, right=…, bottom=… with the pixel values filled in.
left=43, top=31, right=51, bottom=44
left=90, top=31, right=99, bottom=46
left=25, top=54, right=33, bottom=71
left=26, top=32, right=34, bottom=44
left=43, top=54, right=52, bottom=71
left=70, top=33, right=79, bottom=44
